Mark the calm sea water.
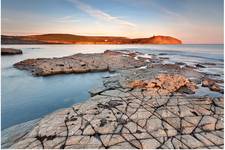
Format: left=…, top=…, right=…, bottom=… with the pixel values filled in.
left=1, top=44, right=224, bottom=129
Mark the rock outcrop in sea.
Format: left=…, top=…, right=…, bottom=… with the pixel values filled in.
left=1, top=48, right=23, bottom=55
left=13, top=50, right=151, bottom=76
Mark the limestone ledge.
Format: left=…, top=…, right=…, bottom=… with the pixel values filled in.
left=13, top=50, right=153, bottom=76
left=7, top=63, right=224, bottom=149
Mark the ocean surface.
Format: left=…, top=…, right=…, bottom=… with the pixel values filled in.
left=1, top=44, right=224, bottom=129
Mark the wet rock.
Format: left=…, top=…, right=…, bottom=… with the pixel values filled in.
left=204, top=62, right=217, bottom=65
left=103, top=50, right=123, bottom=55
left=177, top=85, right=195, bottom=94
left=202, top=78, right=215, bottom=87
left=159, top=57, right=169, bottom=60
left=196, top=63, right=206, bottom=68
left=209, top=84, right=221, bottom=92
left=158, top=53, right=168, bottom=55
left=175, top=62, right=186, bottom=65
left=185, top=65, right=196, bottom=69
left=202, top=78, right=222, bottom=93
left=1, top=48, right=23, bottom=55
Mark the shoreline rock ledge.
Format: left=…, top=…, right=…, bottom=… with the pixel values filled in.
left=13, top=50, right=153, bottom=76
left=6, top=62, right=224, bottom=149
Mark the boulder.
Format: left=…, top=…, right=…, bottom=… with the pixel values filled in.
left=195, top=64, right=206, bottom=68
left=202, top=78, right=222, bottom=93
left=209, top=84, right=221, bottom=92
left=202, top=78, right=215, bottom=87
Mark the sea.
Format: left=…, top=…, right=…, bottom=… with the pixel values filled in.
left=1, top=44, right=224, bottom=129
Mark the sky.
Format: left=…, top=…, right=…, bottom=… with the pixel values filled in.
left=1, top=0, right=224, bottom=44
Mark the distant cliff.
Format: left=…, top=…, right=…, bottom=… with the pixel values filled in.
left=131, top=36, right=182, bottom=44
left=1, top=34, right=182, bottom=44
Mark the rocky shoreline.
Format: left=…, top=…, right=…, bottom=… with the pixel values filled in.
left=2, top=50, right=224, bottom=149
left=1, top=48, right=23, bottom=55
left=13, top=50, right=159, bottom=76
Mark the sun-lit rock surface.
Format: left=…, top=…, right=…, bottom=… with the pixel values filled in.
left=129, top=74, right=197, bottom=95
left=132, top=35, right=182, bottom=44
left=202, top=78, right=223, bottom=93
left=8, top=62, right=224, bottom=149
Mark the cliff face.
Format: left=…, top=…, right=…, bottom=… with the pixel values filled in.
left=1, top=34, right=182, bottom=44
left=133, top=36, right=182, bottom=44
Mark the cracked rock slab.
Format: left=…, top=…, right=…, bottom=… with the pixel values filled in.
left=5, top=52, right=224, bottom=149
left=13, top=50, right=152, bottom=76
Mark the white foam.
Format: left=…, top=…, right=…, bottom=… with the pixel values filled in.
left=137, top=54, right=152, bottom=59
left=138, top=66, right=147, bottom=69
left=134, top=56, right=139, bottom=60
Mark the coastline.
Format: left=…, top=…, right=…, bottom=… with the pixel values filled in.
left=2, top=50, right=224, bottom=149
left=1, top=34, right=182, bottom=45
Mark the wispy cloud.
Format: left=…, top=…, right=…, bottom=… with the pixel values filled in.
left=55, top=16, right=80, bottom=23
left=159, top=7, right=181, bottom=18
left=68, top=0, right=136, bottom=27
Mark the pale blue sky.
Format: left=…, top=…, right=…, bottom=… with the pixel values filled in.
left=1, top=0, right=224, bottom=43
